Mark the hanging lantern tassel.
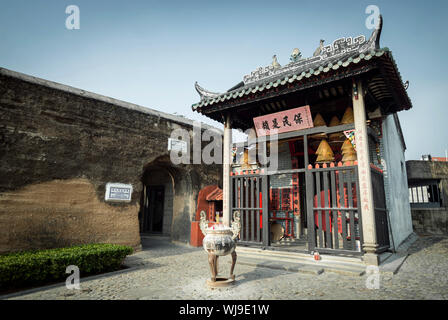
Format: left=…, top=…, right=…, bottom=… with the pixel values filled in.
left=353, top=82, right=359, bottom=100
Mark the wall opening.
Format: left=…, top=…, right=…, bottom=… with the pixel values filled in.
left=139, top=164, right=174, bottom=236
left=408, top=180, right=442, bottom=208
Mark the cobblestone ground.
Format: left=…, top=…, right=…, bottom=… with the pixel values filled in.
left=6, top=235, right=448, bottom=300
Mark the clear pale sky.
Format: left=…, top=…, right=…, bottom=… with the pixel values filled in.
left=1, top=0, right=447, bottom=160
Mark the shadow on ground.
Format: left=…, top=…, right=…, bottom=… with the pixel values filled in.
left=407, top=234, right=447, bottom=255
left=139, top=235, right=201, bottom=258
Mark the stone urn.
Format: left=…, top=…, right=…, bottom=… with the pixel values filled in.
left=200, top=211, right=241, bottom=286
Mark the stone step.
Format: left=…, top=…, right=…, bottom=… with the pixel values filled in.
left=236, top=246, right=365, bottom=267
left=235, top=247, right=368, bottom=276
left=236, top=246, right=408, bottom=276
left=237, top=256, right=366, bottom=276
left=379, top=253, right=408, bottom=276
left=378, top=251, right=393, bottom=264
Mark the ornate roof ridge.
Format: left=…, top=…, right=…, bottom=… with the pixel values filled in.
left=192, top=48, right=387, bottom=110
left=193, top=15, right=384, bottom=106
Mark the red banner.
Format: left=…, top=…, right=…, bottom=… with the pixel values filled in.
left=253, top=105, right=313, bottom=137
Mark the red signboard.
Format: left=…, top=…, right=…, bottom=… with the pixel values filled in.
left=253, top=105, right=313, bottom=137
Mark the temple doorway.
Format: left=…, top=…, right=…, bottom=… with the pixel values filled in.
left=141, top=185, right=165, bottom=233
left=139, top=165, right=174, bottom=236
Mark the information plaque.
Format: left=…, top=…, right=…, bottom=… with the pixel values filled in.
left=105, top=183, right=133, bottom=202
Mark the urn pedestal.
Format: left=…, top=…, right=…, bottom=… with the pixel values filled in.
left=200, top=211, right=241, bottom=287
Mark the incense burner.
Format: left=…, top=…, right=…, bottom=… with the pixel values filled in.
left=200, top=211, right=241, bottom=284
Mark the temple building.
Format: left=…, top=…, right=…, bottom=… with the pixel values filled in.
left=192, top=16, right=413, bottom=265
left=407, top=158, right=448, bottom=235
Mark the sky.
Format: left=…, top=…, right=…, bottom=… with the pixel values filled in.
left=1, top=0, right=447, bottom=160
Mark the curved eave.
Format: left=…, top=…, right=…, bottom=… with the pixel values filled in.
left=379, top=50, right=413, bottom=112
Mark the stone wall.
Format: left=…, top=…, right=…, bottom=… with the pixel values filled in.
left=0, top=179, right=140, bottom=253
left=380, top=114, right=413, bottom=249
left=411, top=208, right=448, bottom=235
left=0, top=68, right=221, bottom=253
left=407, top=160, right=448, bottom=207
left=407, top=160, right=448, bottom=235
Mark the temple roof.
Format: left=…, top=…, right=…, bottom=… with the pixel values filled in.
left=192, top=16, right=412, bottom=122
left=206, top=186, right=223, bottom=201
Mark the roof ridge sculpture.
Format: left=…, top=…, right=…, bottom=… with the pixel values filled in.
left=194, top=15, right=383, bottom=101
left=195, top=81, right=220, bottom=100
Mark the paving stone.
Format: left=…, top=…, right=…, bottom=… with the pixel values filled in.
left=4, top=235, right=448, bottom=300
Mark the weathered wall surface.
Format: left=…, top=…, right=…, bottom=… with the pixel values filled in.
left=0, top=179, right=140, bottom=253
left=407, top=160, right=448, bottom=207
left=0, top=68, right=221, bottom=253
left=380, top=114, right=413, bottom=249
left=411, top=208, right=448, bottom=235
left=407, top=160, right=448, bottom=234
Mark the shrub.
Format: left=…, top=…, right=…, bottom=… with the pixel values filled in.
left=0, top=243, right=133, bottom=291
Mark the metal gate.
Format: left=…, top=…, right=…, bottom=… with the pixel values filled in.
left=306, top=163, right=363, bottom=255
left=231, top=164, right=389, bottom=255
left=371, top=166, right=390, bottom=252
left=230, top=172, right=269, bottom=246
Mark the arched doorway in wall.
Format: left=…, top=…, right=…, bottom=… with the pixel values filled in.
left=139, top=164, right=174, bottom=236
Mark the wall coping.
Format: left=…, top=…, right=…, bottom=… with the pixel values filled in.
left=0, top=67, right=222, bottom=134
left=411, top=207, right=448, bottom=212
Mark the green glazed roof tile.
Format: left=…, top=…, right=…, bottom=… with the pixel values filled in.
left=193, top=48, right=395, bottom=109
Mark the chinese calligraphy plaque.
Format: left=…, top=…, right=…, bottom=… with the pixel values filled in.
left=253, top=105, right=313, bottom=137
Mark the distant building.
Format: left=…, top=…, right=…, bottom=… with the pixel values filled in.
left=421, top=154, right=447, bottom=162
left=407, top=158, right=448, bottom=235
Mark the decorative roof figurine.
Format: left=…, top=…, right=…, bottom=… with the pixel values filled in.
left=272, top=55, right=281, bottom=68
left=194, top=15, right=390, bottom=101
left=313, top=39, right=325, bottom=57
left=290, top=48, right=302, bottom=62
left=194, top=81, right=220, bottom=101
left=404, top=80, right=409, bottom=90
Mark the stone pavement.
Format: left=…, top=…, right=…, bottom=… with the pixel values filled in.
left=4, top=235, right=448, bottom=300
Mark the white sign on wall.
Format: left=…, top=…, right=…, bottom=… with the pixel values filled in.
left=168, top=138, right=188, bottom=154
left=105, top=183, right=133, bottom=202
